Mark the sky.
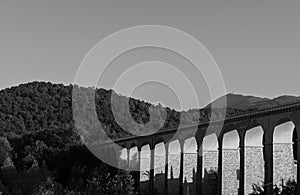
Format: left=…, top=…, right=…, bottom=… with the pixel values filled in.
left=1, top=0, right=300, bottom=111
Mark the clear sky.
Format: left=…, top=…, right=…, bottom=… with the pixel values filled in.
left=1, top=0, right=300, bottom=110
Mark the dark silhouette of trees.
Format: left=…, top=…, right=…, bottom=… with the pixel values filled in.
left=202, top=169, right=218, bottom=195
left=170, top=166, right=174, bottom=179
left=250, top=178, right=297, bottom=195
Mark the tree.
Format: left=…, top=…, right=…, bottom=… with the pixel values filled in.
left=202, top=169, right=218, bottom=195
left=250, top=178, right=296, bottom=195
left=0, top=137, right=12, bottom=167
left=33, top=177, right=63, bottom=195
left=170, top=166, right=174, bottom=179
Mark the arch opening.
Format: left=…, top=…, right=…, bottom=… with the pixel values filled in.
left=273, top=121, right=296, bottom=187
left=119, top=147, right=129, bottom=169
left=140, top=145, right=151, bottom=181
left=183, top=136, right=197, bottom=193
left=222, top=130, right=240, bottom=195
left=245, top=126, right=264, bottom=194
left=202, top=134, right=219, bottom=195
left=129, top=146, right=138, bottom=170
left=139, top=145, right=151, bottom=195
left=154, top=142, right=166, bottom=194
left=167, top=140, right=180, bottom=195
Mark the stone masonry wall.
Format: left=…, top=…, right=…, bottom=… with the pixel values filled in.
left=140, top=143, right=297, bottom=195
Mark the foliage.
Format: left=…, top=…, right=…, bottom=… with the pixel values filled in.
left=202, top=169, right=218, bottom=195
left=6, top=162, right=50, bottom=194
left=170, top=165, right=174, bottom=179
left=0, top=133, right=136, bottom=194
left=63, top=168, right=135, bottom=195
left=86, top=169, right=135, bottom=195
left=0, top=179, right=9, bottom=195
left=32, top=177, right=63, bottom=195
left=250, top=178, right=297, bottom=195
left=0, top=81, right=247, bottom=140
left=0, top=137, right=12, bottom=167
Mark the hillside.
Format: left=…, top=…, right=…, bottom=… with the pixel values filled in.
left=1, top=82, right=299, bottom=140
left=0, top=82, right=182, bottom=139
left=206, top=93, right=300, bottom=110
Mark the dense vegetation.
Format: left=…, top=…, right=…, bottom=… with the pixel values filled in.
left=0, top=81, right=252, bottom=140
left=0, top=82, right=156, bottom=194
left=250, top=178, right=297, bottom=195
left=0, top=127, right=135, bottom=194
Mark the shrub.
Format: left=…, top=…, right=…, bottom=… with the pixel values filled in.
left=250, top=178, right=296, bottom=195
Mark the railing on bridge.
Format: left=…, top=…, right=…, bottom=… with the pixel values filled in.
left=111, top=101, right=300, bottom=145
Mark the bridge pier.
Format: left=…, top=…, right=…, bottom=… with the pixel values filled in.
left=127, top=149, right=130, bottom=168
left=217, top=136, right=223, bottom=195
left=238, top=128, right=246, bottom=195
left=262, top=122, right=275, bottom=195
left=296, top=136, right=300, bottom=194
left=179, top=142, right=184, bottom=195
left=137, top=147, right=141, bottom=194
left=149, top=144, right=155, bottom=195
left=195, top=134, right=205, bottom=195
left=196, top=146, right=203, bottom=195
left=164, top=143, right=169, bottom=195
left=293, top=121, right=300, bottom=194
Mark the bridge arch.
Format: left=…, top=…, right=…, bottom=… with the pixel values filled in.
left=168, top=139, right=181, bottom=178
left=202, top=133, right=219, bottom=194
left=154, top=142, right=166, bottom=194
left=140, top=140, right=151, bottom=149
left=222, top=123, right=238, bottom=135
left=222, top=130, right=240, bottom=195
left=183, top=137, right=197, bottom=184
left=154, top=137, right=165, bottom=146
left=140, top=144, right=151, bottom=182
left=129, top=146, right=139, bottom=169
left=273, top=121, right=297, bottom=186
left=276, top=117, right=294, bottom=127
left=245, top=126, right=264, bottom=194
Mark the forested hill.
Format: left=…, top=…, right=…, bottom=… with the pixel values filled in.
left=0, top=82, right=228, bottom=140
left=0, top=82, right=183, bottom=139
left=1, top=82, right=299, bottom=140
left=0, top=82, right=73, bottom=138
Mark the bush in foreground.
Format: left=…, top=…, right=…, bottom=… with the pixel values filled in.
left=250, top=178, right=296, bottom=195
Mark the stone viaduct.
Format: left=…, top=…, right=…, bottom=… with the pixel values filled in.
left=103, top=102, right=300, bottom=195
